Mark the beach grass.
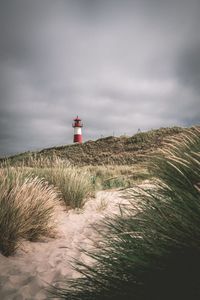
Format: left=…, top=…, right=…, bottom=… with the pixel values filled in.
left=0, top=168, right=59, bottom=256
left=1, top=157, right=93, bottom=209
left=33, top=165, right=93, bottom=209
left=88, top=164, right=150, bottom=190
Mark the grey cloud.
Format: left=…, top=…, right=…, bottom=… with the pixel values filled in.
left=0, top=0, right=200, bottom=156
left=176, top=42, right=200, bottom=92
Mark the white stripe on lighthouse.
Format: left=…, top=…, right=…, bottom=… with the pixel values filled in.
left=74, top=127, right=82, bottom=135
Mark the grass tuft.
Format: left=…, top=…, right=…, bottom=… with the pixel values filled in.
left=31, top=164, right=92, bottom=209
left=0, top=167, right=59, bottom=256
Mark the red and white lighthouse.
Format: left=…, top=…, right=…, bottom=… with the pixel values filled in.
left=72, top=116, right=83, bottom=143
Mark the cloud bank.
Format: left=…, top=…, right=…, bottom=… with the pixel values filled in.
left=0, top=0, right=200, bottom=156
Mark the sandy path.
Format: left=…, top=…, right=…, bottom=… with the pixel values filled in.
left=0, top=190, right=129, bottom=300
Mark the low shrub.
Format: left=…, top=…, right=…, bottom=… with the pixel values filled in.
left=0, top=168, right=59, bottom=256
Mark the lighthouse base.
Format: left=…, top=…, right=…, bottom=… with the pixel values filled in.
left=74, top=134, right=82, bottom=143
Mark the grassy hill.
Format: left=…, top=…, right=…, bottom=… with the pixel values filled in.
left=1, top=126, right=187, bottom=166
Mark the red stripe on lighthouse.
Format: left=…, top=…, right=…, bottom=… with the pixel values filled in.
left=74, top=134, right=82, bottom=143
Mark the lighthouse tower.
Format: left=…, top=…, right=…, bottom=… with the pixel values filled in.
left=72, top=116, right=83, bottom=143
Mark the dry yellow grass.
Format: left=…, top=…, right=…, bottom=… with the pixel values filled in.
left=28, top=163, right=93, bottom=209
left=0, top=167, right=59, bottom=256
left=1, top=156, right=93, bottom=209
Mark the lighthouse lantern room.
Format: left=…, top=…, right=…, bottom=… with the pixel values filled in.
left=72, top=116, right=83, bottom=143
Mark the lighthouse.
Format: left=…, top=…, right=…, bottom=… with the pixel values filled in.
left=72, top=116, right=83, bottom=143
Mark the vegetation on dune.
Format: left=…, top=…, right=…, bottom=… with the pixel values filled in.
left=0, top=125, right=198, bottom=261
left=0, top=160, right=133, bottom=257
left=0, top=168, right=59, bottom=256
left=88, top=164, right=150, bottom=190
left=31, top=164, right=93, bottom=209
left=0, top=126, right=184, bottom=166
left=51, top=127, right=200, bottom=300
left=1, top=156, right=148, bottom=211
left=0, top=159, right=94, bottom=256
left=1, top=157, right=93, bottom=209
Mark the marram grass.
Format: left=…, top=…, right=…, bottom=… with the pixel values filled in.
left=1, top=158, right=93, bottom=209
left=0, top=168, right=59, bottom=256
left=51, top=126, right=200, bottom=300
left=0, top=160, right=92, bottom=256
left=31, top=164, right=92, bottom=209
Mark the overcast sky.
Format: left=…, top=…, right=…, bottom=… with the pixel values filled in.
left=0, top=0, right=200, bottom=157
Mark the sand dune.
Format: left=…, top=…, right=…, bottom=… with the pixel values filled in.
left=0, top=190, right=128, bottom=300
